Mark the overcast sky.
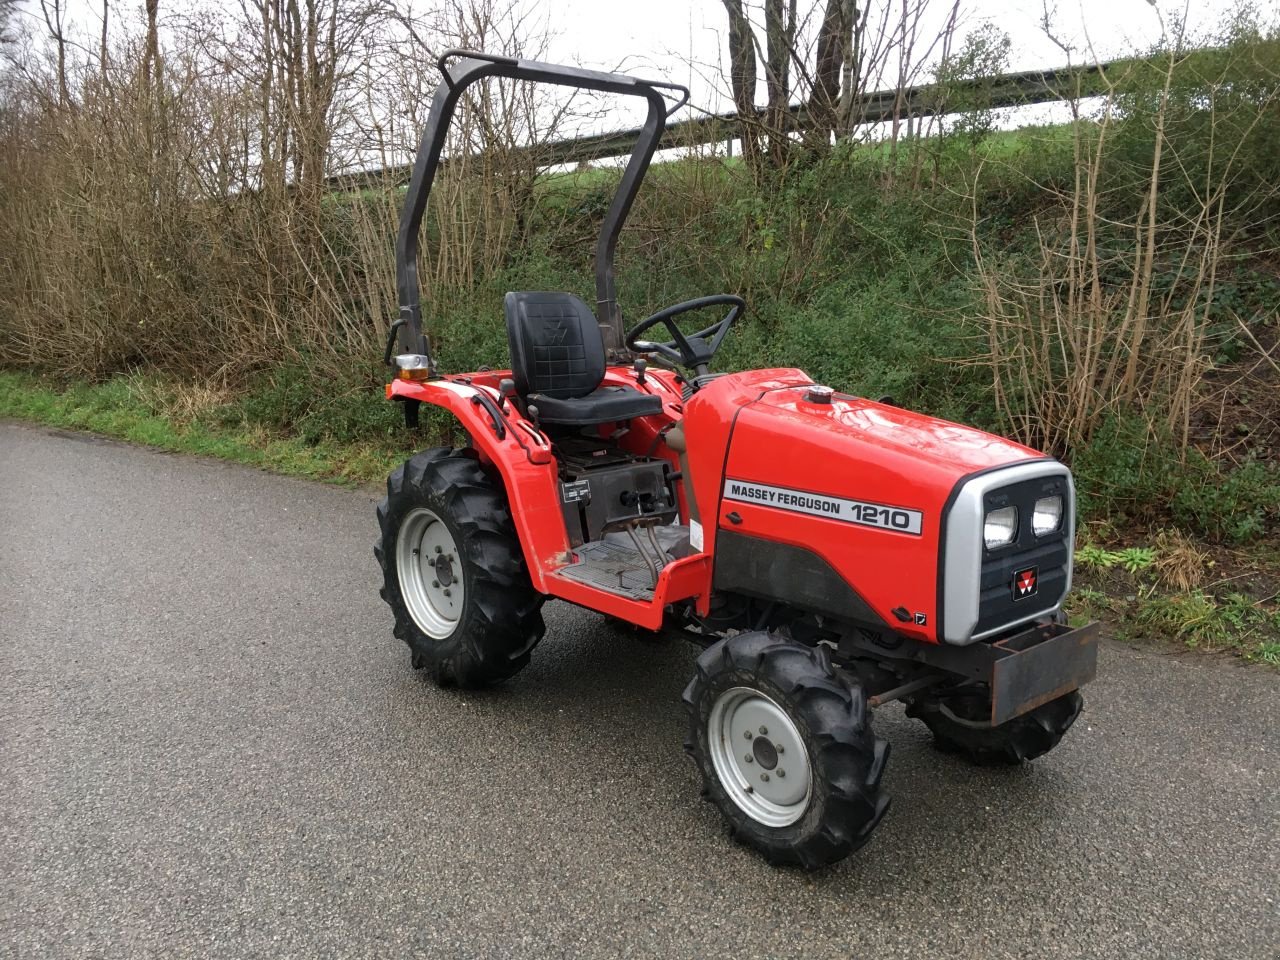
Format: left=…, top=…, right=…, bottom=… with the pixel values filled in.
left=16, top=0, right=1240, bottom=135
left=32, top=0, right=1235, bottom=75
left=528, top=0, right=1235, bottom=137
left=546, top=0, right=1219, bottom=75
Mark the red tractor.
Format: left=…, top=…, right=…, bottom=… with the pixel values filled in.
left=376, top=51, right=1098, bottom=868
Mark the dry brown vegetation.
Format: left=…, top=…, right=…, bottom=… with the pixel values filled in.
left=968, top=28, right=1280, bottom=461
left=0, top=0, right=587, bottom=380
left=0, top=0, right=975, bottom=378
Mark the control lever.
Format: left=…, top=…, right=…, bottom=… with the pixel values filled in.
left=633, top=357, right=647, bottom=386
left=624, top=522, right=661, bottom=589
left=498, top=377, right=516, bottom=410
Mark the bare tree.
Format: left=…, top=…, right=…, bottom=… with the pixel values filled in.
left=99, top=0, right=109, bottom=69
left=722, top=0, right=762, bottom=173
left=715, top=0, right=964, bottom=175
left=233, top=0, right=384, bottom=198
left=808, top=0, right=854, bottom=150
left=143, top=0, right=160, bottom=86
left=38, top=0, right=70, bottom=104
left=1, top=0, right=19, bottom=46
left=762, top=0, right=797, bottom=166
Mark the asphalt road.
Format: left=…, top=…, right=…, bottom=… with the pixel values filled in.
left=2, top=421, right=1277, bottom=960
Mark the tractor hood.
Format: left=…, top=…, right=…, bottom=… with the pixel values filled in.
left=749, top=384, right=1043, bottom=482
left=691, top=372, right=1064, bottom=646
left=687, top=372, right=1048, bottom=513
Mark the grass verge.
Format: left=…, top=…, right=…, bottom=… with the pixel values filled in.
left=0, top=369, right=413, bottom=488
left=1064, top=535, right=1280, bottom=666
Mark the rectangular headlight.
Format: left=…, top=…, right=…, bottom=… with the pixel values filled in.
left=984, top=505, right=1018, bottom=548
left=1033, top=495, right=1063, bottom=536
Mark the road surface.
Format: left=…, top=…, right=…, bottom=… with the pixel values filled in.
left=2, top=421, right=1277, bottom=959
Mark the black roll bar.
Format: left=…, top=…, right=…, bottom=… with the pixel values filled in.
left=394, top=49, right=691, bottom=371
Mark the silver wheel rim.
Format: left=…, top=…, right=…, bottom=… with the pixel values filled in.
left=395, top=507, right=464, bottom=639
left=707, top=686, right=812, bottom=827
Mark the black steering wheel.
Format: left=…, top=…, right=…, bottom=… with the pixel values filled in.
left=624, top=295, right=745, bottom=376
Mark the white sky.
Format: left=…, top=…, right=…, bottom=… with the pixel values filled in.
left=11, top=0, right=1242, bottom=140
left=26, top=0, right=1236, bottom=77
left=545, top=0, right=1215, bottom=80
left=540, top=0, right=1236, bottom=120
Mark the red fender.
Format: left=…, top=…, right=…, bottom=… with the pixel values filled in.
left=389, top=368, right=716, bottom=622
left=387, top=378, right=567, bottom=591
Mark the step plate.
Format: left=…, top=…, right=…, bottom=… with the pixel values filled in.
left=557, top=527, right=689, bottom=601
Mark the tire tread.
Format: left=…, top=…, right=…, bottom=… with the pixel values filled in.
left=375, top=448, right=544, bottom=687
left=906, top=689, right=1083, bottom=766
left=682, top=632, right=890, bottom=869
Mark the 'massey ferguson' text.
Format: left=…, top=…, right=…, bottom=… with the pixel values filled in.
left=723, top=480, right=923, bottom=535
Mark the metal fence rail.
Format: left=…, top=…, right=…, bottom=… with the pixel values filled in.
left=327, top=60, right=1122, bottom=193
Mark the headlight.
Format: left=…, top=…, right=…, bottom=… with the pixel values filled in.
left=983, top=505, right=1018, bottom=548
left=1033, top=495, right=1063, bottom=536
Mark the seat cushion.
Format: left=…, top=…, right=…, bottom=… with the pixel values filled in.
left=529, top=385, right=663, bottom=426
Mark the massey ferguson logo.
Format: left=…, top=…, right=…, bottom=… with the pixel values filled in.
left=541, top=316, right=569, bottom=345
left=1012, top=566, right=1038, bottom=600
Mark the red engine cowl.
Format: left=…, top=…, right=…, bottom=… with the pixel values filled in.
left=683, top=370, right=1076, bottom=645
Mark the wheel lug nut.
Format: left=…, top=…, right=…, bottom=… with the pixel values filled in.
left=777, top=769, right=786, bottom=778
left=776, top=744, right=784, bottom=754
left=761, top=773, right=770, bottom=782
left=759, top=726, right=768, bottom=735
left=744, top=754, right=753, bottom=763
left=744, top=731, right=753, bottom=740
left=435, top=545, right=443, bottom=554
left=443, top=589, right=451, bottom=597
left=432, top=580, right=439, bottom=588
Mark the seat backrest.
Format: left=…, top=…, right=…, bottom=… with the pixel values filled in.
left=504, top=291, right=606, bottom=400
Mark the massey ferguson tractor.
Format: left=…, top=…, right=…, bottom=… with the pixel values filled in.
left=375, top=51, right=1099, bottom=868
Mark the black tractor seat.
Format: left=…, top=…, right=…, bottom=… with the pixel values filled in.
left=504, top=291, right=662, bottom=426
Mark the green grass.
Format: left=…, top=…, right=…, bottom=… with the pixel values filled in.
left=0, top=370, right=411, bottom=487
left=1132, top=590, right=1280, bottom=658
left=1066, top=533, right=1280, bottom=666
left=1065, top=585, right=1279, bottom=667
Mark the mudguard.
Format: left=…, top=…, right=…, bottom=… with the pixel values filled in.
left=387, top=377, right=566, bottom=590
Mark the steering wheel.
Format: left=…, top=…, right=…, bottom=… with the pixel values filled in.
left=624, top=295, right=745, bottom=376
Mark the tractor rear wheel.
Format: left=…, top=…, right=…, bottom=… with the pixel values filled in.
left=906, top=688, right=1083, bottom=765
left=375, top=447, right=544, bottom=687
left=682, top=632, right=890, bottom=869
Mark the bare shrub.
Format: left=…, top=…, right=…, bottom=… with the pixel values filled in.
left=967, top=21, right=1280, bottom=456
left=0, top=0, right=580, bottom=379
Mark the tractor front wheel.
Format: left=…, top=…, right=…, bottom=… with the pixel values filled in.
left=375, top=447, right=544, bottom=687
left=682, top=632, right=890, bottom=869
left=906, top=688, right=1083, bottom=765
